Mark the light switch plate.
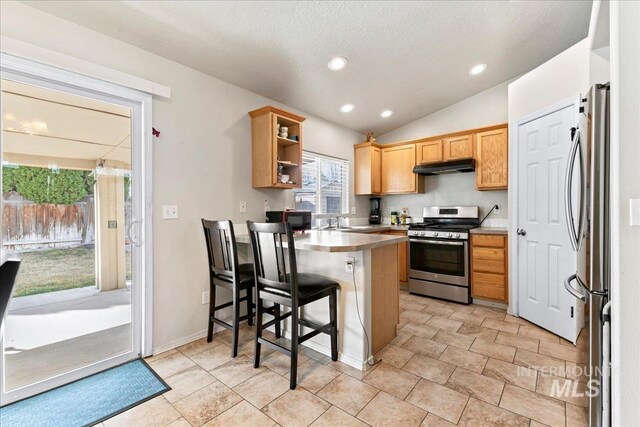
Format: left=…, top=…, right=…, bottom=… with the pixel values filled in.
left=239, top=201, right=247, bottom=213
left=631, top=199, right=640, bottom=227
left=163, top=205, right=178, bottom=220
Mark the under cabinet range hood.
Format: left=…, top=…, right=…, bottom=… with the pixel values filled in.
left=412, top=158, right=475, bottom=175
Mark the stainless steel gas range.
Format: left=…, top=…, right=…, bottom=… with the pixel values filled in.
left=408, top=206, right=480, bottom=304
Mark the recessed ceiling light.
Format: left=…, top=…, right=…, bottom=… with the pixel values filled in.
left=340, top=104, right=354, bottom=113
left=380, top=110, right=394, bottom=118
left=469, top=63, right=488, bottom=75
left=328, top=57, right=348, bottom=71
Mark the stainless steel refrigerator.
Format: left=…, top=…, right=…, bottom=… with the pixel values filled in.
left=563, top=83, right=611, bottom=427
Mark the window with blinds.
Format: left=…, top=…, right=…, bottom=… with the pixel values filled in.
left=294, top=152, right=350, bottom=215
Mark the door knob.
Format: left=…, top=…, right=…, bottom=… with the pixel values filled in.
left=517, top=228, right=527, bottom=236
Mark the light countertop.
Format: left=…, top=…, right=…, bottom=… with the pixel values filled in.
left=236, top=230, right=407, bottom=252
left=470, top=227, right=508, bottom=235
left=335, top=224, right=409, bottom=233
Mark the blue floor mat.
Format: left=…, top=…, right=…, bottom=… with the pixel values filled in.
left=0, top=358, right=170, bottom=427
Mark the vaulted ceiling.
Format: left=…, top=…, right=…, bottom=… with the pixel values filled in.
left=23, top=1, right=592, bottom=135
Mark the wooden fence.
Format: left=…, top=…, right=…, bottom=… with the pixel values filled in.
left=2, top=192, right=95, bottom=251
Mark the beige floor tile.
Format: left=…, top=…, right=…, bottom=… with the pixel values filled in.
left=469, top=338, right=516, bottom=362
left=432, top=330, right=475, bottom=350
left=420, top=297, right=448, bottom=309
left=309, top=406, right=368, bottom=427
left=518, top=325, right=560, bottom=344
left=188, top=344, right=234, bottom=371
left=165, top=418, right=192, bottom=427
left=400, top=322, right=440, bottom=339
left=260, top=351, right=311, bottom=376
left=406, top=379, right=469, bottom=424
left=448, top=310, right=485, bottom=326
left=495, top=331, right=539, bottom=352
left=327, top=361, right=372, bottom=380
left=536, top=374, right=589, bottom=407
left=144, top=349, right=178, bottom=363
left=172, top=381, right=242, bottom=426
left=482, top=358, right=537, bottom=391
left=401, top=336, right=447, bottom=359
left=529, top=422, right=551, bottom=427
left=103, top=396, right=181, bottom=427
left=499, top=384, right=566, bottom=427
left=401, top=301, right=429, bottom=312
left=284, top=360, right=340, bottom=393
left=233, top=370, right=290, bottom=408
left=400, top=310, right=433, bottom=324
left=538, top=340, right=584, bottom=363
left=446, top=302, right=477, bottom=314
left=420, top=413, right=457, bottom=427
left=472, top=306, right=506, bottom=320
left=375, top=344, right=416, bottom=368
left=566, top=403, right=589, bottom=427
left=163, top=365, right=217, bottom=403
left=513, top=349, right=565, bottom=375
left=316, top=373, right=379, bottom=415
left=564, top=361, right=589, bottom=383
left=426, top=316, right=464, bottom=332
left=363, top=362, right=420, bottom=399
left=456, top=324, right=499, bottom=341
left=209, top=355, right=266, bottom=388
left=438, top=346, right=488, bottom=373
left=263, top=388, right=331, bottom=427
left=445, top=367, right=505, bottom=406
left=421, top=304, right=455, bottom=318
left=480, top=318, right=520, bottom=334
left=357, top=391, right=427, bottom=427
left=402, top=354, right=456, bottom=385
left=504, top=314, right=533, bottom=326
left=300, top=346, right=333, bottom=365
left=177, top=338, right=220, bottom=358
left=148, top=351, right=197, bottom=378
left=458, top=397, right=529, bottom=427
left=388, top=330, right=413, bottom=347
left=203, top=401, right=276, bottom=427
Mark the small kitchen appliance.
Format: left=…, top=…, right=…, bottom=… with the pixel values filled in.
left=369, top=197, right=382, bottom=224
left=265, top=210, right=312, bottom=232
left=407, top=206, right=480, bottom=304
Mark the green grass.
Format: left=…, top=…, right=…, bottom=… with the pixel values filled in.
left=13, top=247, right=96, bottom=297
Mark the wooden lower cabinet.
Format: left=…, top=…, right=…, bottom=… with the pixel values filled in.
left=382, top=230, right=408, bottom=283
left=371, top=244, right=399, bottom=353
left=471, top=233, right=508, bottom=303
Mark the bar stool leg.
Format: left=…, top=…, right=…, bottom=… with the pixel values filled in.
left=274, top=304, right=281, bottom=339
left=207, top=284, right=216, bottom=343
left=290, top=305, right=299, bottom=389
left=254, top=296, right=263, bottom=368
left=329, top=290, right=338, bottom=362
left=231, top=288, right=240, bottom=358
left=246, top=287, right=254, bottom=326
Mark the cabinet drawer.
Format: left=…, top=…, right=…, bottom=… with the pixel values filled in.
left=472, top=272, right=506, bottom=301
left=472, top=247, right=505, bottom=261
left=472, top=250, right=505, bottom=274
left=471, top=234, right=505, bottom=248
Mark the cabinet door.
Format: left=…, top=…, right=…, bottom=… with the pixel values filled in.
left=384, top=231, right=408, bottom=283
left=417, top=140, right=443, bottom=164
left=476, top=128, right=508, bottom=190
left=372, top=147, right=382, bottom=194
left=381, top=144, right=417, bottom=194
left=443, top=134, right=474, bottom=160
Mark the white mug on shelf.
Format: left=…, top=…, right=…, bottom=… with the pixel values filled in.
left=280, top=126, right=288, bottom=138
left=280, top=174, right=290, bottom=183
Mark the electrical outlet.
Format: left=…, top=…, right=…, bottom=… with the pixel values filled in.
left=345, top=256, right=355, bottom=272
left=494, top=205, right=500, bottom=214
left=162, top=205, right=178, bottom=219
left=202, top=291, right=210, bottom=305
left=239, top=201, right=247, bottom=213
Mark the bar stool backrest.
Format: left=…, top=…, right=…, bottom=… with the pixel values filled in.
left=201, top=219, right=239, bottom=282
left=246, top=221, right=298, bottom=301
left=0, top=259, right=21, bottom=329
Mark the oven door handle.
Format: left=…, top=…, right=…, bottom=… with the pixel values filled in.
left=409, top=239, right=464, bottom=246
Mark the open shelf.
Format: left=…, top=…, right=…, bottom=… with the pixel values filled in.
left=277, top=136, right=300, bottom=146
left=277, top=160, right=299, bottom=167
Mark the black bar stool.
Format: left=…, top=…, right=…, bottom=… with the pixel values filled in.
left=0, top=257, right=21, bottom=328
left=201, top=219, right=255, bottom=358
left=247, top=221, right=339, bottom=389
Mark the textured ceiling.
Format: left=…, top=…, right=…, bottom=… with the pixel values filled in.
left=22, top=1, right=592, bottom=135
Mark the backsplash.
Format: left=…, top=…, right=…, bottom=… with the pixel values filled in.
left=374, top=173, right=508, bottom=223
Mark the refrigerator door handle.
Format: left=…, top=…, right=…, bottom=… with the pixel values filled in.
left=602, top=300, right=612, bottom=427
left=564, top=128, right=581, bottom=251
left=564, top=274, right=587, bottom=303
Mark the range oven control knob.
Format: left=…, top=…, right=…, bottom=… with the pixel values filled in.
left=454, top=233, right=460, bottom=238
left=433, top=232, right=439, bottom=237
left=419, top=231, right=425, bottom=236
left=448, top=233, right=453, bottom=238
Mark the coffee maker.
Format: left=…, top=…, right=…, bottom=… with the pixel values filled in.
left=369, top=197, right=382, bottom=224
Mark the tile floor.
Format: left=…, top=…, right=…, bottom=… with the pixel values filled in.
left=99, top=291, right=589, bottom=427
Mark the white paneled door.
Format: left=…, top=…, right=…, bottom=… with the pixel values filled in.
left=515, top=102, right=583, bottom=343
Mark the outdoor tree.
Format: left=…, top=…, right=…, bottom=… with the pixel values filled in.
left=2, top=166, right=94, bottom=205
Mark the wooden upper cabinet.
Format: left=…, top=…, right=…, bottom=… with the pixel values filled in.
left=417, top=140, right=443, bottom=164
left=381, top=144, right=422, bottom=194
left=249, top=106, right=305, bottom=189
left=475, top=127, right=508, bottom=190
left=443, top=134, right=474, bottom=161
left=354, top=143, right=382, bottom=195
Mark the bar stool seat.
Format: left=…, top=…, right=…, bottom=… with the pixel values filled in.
left=217, top=263, right=255, bottom=284
left=264, top=273, right=338, bottom=303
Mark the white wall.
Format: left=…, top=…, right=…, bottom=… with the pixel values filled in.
left=0, top=1, right=365, bottom=351
left=610, top=1, right=640, bottom=424
left=371, top=82, right=510, bottom=222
